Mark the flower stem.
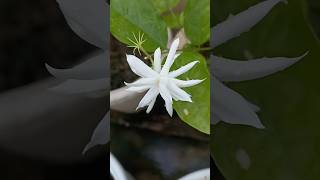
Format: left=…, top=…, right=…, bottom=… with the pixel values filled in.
left=195, top=47, right=213, bottom=52
left=163, top=47, right=213, bottom=53
left=140, top=47, right=154, bottom=65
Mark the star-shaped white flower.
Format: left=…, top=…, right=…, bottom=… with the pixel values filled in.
left=125, top=38, right=203, bottom=116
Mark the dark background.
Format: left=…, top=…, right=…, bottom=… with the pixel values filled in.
left=0, top=0, right=106, bottom=179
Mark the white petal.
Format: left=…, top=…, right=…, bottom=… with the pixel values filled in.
left=137, top=87, right=159, bottom=108
left=83, top=112, right=109, bottom=153
left=172, top=79, right=204, bottom=88
left=57, top=0, right=108, bottom=49
left=161, top=38, right=180, bottom=75
left=212, top=52, right=307, bottom=82
left=125, top=78, right=156, bottom=87
left=247, top=101, right=260, bottom=112
left=126, top=86, right=151, bottom=93
left=146, top=98, right=157, bottom=113
left=126, top=55, right=158, bottom=78
left=153, top=48, right=162, bottom=72
left=165, top=100, right=173, bottom=117
left=211, top=0, right=286, bottom=48
left=110, top=153, right=128, bottom=180
left=46, top=51, right=108, bottom=80
left=50, top=78, right=109, bottom=94
left=174, top=53, right=181, bottom=60
left=168, top=81, right=192, bottom=102
left=212, top=104, right=259, bottom=124
left=159, top=84, right=173, bottom=104
left=159, top=83, right=173, bottom=116
left=212, top=77, right=264, bottom=128
left=179, top=168, right=210, bottom=180
left=169, top=61, right=199, bottom=78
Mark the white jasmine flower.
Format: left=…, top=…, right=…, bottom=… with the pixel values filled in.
left=211, top=0, right=307, bottom=128
left=125, top=38, right=204, bottom=116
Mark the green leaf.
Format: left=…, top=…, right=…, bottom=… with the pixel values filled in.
left=151, top=0, right=180, bottom=14
left=212, top=0, right=320, bottom=179
left=184, top=0, right=210, bottom=45
left=163, top=13, right=183, bottom=28
left=172, top=52, right=210, bottom=134
left=110, top=0, right=168, bottom=51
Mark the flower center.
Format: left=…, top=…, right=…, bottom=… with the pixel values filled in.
left=156, top=76, right=168, bottom=86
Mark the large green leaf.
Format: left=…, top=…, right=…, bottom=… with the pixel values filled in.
left=172, top=52, right=210, bottom=134
left=110, top=0, right=168, bottom=51
left=212, top=0, right=320, bottom=179
left=184, top=0, right=210, bottom=45
left=163, top=13, right=183, bottom=29
left=151, top=0, right=180, bottom=14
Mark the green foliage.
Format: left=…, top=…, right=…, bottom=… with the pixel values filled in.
left=172, top=52, right=210, bottom=134
left=151, top=0, right=180, bottom=14
left=163, top=13, right=183, bottom=28
left=184, top=0, right=210, bottom=45
left=110, top=0, right=168, bottom=51
left=110, top=0, right=211, bottom=134
left=212, top=0, right=320, bottom=179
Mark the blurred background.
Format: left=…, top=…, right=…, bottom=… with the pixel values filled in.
left=0, top=0, right=107, bottom=179
left=211, top=0, right=320, bottom=180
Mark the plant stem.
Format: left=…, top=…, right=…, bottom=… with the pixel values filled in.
left=163, top=47, right=213, bottom=53
left=140, top=47, right=154, bottom=65
left=195, top=47, right=213, bottom=52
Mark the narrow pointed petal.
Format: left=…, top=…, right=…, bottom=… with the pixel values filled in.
left=126, top=86, right=150, bottom=93
left=159, top=83, right=173, bottom=116
left=110, top=153, right=128, bottom=180
left=169, top=61, right=199, bottom=78
left=83, top=112, right=109, bottom=153
left=161, top=38, right=180, bottom=75
left=124, top=78, right=156, bottom=87
left=50, top=78, right=109, bottom=94
left=137, top=87, right=159, bottom=108
left=153, top=48, right=162, bottom=72
left=172, top=79, right=204, bottom=88
left=159, top=83, right=173, bottom=104
left=174, top=53, right=181, bottom=60
left=146, top=98, right=157, bottom=113
left=247, top=101, right=260, bottom=112
left=46, top=51, right=108, bottom=80
left=211, top=0, right=286, bottom=48
left=57, top=0, right=108, bottom=49
left=212, top=77, right=265, bottom=128
left=165, top=99, right=173, bottom=117
left=168, top=81, right=192, bottom=102
left=170, top=93, right=180, bottom=101
left=126, top=55, right=158, bottom=78
left=212, top=52, right=307, bottom=82
left=212, top=103, right=259, bottom=125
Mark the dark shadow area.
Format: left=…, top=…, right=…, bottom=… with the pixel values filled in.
left=0, top=0, right=106, bottom=179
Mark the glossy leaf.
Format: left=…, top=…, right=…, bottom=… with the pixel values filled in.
left=110, top=0, right=168, bottom=51
left=151, top=0, right=180, bottom=14
left=184, top=0, right=210, bottom=45
left=163, top=13, right=183, bottom=28
left=172, top=52, right=210, bottom=134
